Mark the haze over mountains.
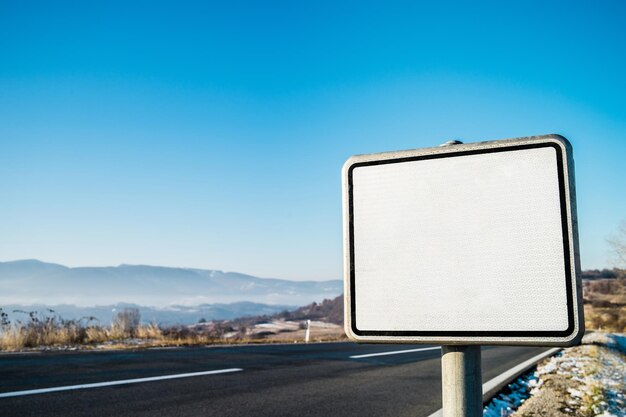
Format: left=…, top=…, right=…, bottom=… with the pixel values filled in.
left=0, top=260, right=343, bottom=323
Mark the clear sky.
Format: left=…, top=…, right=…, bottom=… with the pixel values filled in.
left=1, top=1, right=625, bottom=280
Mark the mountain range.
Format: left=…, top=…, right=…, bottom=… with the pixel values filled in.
left=0, top=260, right=342, bottom=309
left=0, top=302, right=297, bottom=326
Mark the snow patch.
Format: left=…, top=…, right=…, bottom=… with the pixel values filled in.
left=484, top=333, right=625, bottom=417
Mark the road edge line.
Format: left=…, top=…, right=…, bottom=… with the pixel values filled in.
left=426, top=348, right=560, bottom=417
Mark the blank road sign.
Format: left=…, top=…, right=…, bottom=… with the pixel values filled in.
left=343, top=135, right=583, bottom=346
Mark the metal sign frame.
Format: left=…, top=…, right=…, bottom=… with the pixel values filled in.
left=342, top=134, right=583, bottom=346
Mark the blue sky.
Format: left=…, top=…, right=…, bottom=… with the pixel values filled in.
left=1, top=1, right=625, bottom=280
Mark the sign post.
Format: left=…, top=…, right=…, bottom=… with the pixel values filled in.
left=342, top=134, right=584, bottom=416
left=441, top=345, right=482, bottom=417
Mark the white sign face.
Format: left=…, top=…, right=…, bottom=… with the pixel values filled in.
left=343, top=135, right=583, bottom=346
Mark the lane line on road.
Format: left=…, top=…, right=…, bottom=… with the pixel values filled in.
left=349, top=346, right=440, bottom=359
left=0, top=368, right=243, bottom=399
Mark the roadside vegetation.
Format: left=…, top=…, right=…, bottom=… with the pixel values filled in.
left=482, top=265, right=625, bottom=417
left=0, top=307, right=238, bottom=351
left=582, top=268, right=626, bottom=333
left=506, top=332, right=625, bottom=417
left=0, top=297, right=346, bottom=351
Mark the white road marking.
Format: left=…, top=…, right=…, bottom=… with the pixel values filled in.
left=350, top=346, right=441, bottom=359
left=0, top=368, right=243, bottom=399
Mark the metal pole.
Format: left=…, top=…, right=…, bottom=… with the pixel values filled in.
left=441, top=345, right=482, bottom=417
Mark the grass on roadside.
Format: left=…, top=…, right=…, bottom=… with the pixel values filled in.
left=0, top=307, right=344, bottom=351
left=0, top=308, right=232, bottom=351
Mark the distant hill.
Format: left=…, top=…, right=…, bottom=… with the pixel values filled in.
left=0, top=260, right=342, bottom=307
left=230, top=295, right=344, bottom=328
left=0, top=302, right=297, bottom=326
left=276, top=295, right=344, bottom=325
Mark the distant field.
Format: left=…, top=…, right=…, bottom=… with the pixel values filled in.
left=582, top=270, right=626, bottom=333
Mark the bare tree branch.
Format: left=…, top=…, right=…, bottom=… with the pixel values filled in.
left=607, top=220, right=626, bottom=268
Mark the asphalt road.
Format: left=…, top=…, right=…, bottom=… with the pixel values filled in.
left=0, top=343, right=550, bottom=417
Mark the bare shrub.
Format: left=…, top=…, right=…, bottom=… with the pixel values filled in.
left=0, top=309, right=106, bottom=350
left=111, top=308, right=141, bottom=338
left=0, top=307, right=246, bottom=351
left=607, top=220, right=626, bottom=268
left=587, top=279, right=622, bottom=295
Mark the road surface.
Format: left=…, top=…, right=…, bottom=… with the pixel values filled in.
left=0, top=342, right=550, bottom=417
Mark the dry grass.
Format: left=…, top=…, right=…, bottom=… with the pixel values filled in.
left=0, top=316, right=346, bottom=351
left=583, top=276, right=626, bottom=333
left=0, top=308, right=239, bottom=351
left=0, top=322, right=221, bottom=351
left=135, top=323, right=162, bottom=339
left=584, top=305, right=626, bottom=333
left=0, top=309, right=96, bottom=350
left=511, top=333, right=625, bottom=417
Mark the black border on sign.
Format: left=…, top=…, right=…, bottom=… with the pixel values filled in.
left=348, top=142, right=575, bottom=337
